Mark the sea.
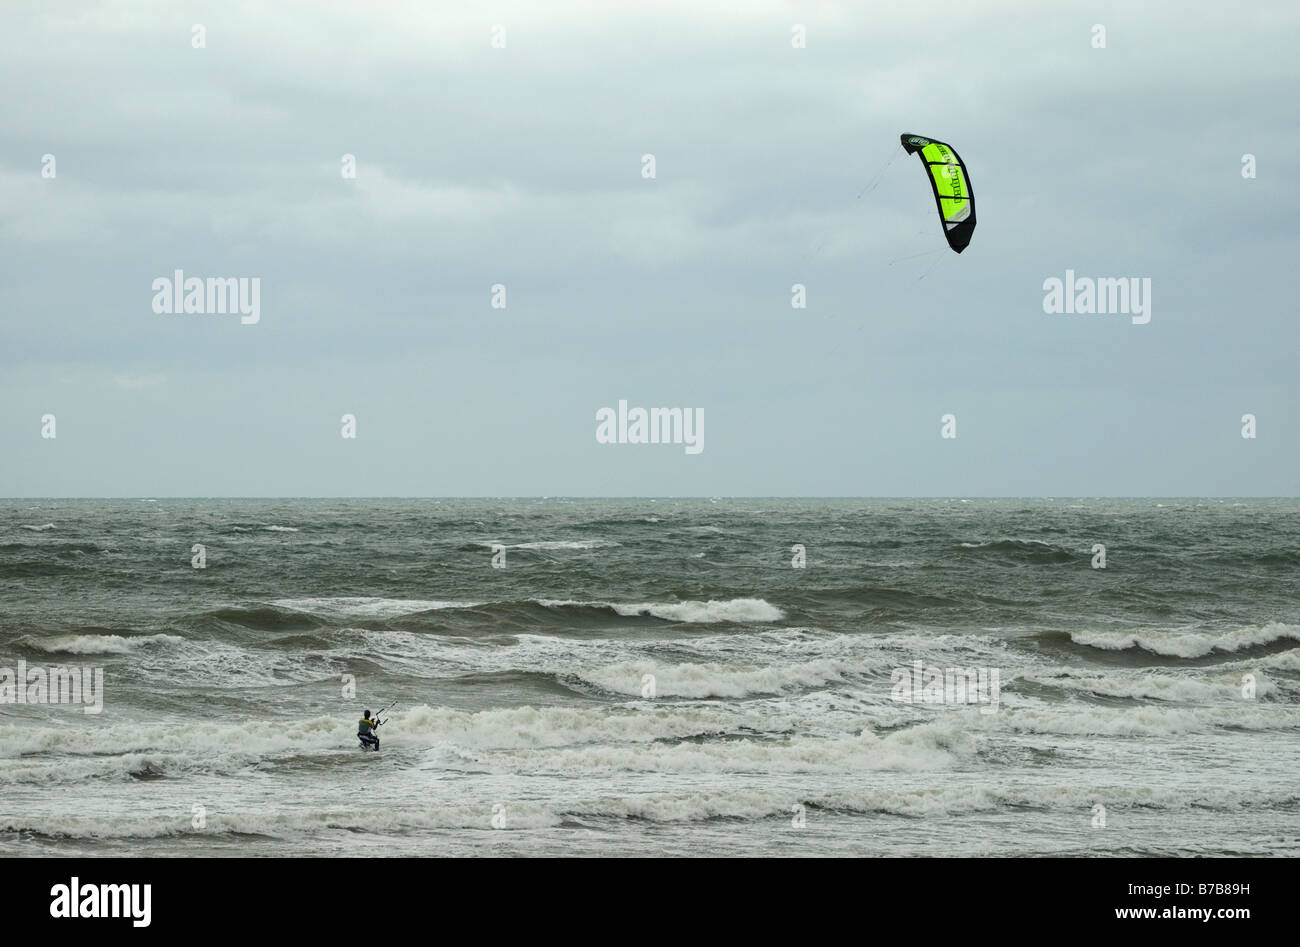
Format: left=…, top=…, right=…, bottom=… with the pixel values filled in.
left=1, top=498, right=1297, bottom=857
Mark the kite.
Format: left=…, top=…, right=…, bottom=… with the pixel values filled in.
left=900, top=133, right=976, bottom=253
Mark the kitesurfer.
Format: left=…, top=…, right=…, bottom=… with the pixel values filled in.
left=358, top=709, right=381, bottom=751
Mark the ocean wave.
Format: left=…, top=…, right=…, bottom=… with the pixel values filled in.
left=575, top=658, right=853, bottom=698
left=984, top=703, right=1299, bottom=737
left=206, top=605, right=322, bottom=631
left=12, top=633, right=185, bottom=655
left=0, top=541, right=101, bottom=554
left=0, top=713, right=354, bottom=768
left=347, top=626, right=1025, bottom=683
left=1220, top=648, right=1300, bottom=674
left=0, top=700, right=968, bottom=784
left=269, top=597, right=480, bottom=620
left=1067, top=621, right=1300, bottom=658
left=959, top=538, right=1074, bottom=561
left=563, top=784, right=1300, bottom=822
left=611, top=598, right=783, bottom=623
left=461, top=721, right=975, bottom=775
left=20, top=523, right=56, bottom=531
left=0, top=751, right=262, bottom=787
left=397, top=703, right=755, bottom=749
left=535, top=597, right=784, bottom=624
left=6, top=783, right=1297, bottom=840
left=0, top=804, right=564, bottom=839
left=4, top=697, right=1294, bottom=795
left=507, top=540, right=620, bottom=550
left=0, top=704, right=764, bottom=764
left=1017, top=668, right=1281, bottom=702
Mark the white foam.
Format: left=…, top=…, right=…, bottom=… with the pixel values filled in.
left=1220, top=648, right=1300, bottom=674
left=397, top=703, right=753, bottom=749
left=532, top=597, right=784, bottom=623
left=7, top=781, right=1297, bottom=839
left=1069, top=621, right=1300, bottom=658
left=510, top=540, right=619, bottom=550
left=1022, top=668, right=1281, bottom=702
left=576, top=658, right=853, bottom=698
left=0, top=704, right=764, bottom=767
left=556, top=783, right=1300, bottom=822
left=270, top=597, right=479, bottom=619
left=20, top=523, right=55, bottom=531
left=0, top=803, right=563, bottom=838
left=0, top=712, right=355, bottom=767
left=986, top=703, right=1299, bottom=737
left=612, top=598, right=784, bottom=623
left=458, top=720, right=975, bottom=775
left=14, top=633, right=184, bottom=655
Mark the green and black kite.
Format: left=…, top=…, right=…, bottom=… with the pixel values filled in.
left=900, top=133, right=976, bottom=253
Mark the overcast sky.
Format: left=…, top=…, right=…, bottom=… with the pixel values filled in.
left=2, top=0, right=1296, bottom=497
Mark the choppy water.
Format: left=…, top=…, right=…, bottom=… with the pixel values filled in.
left=1, top=498, right=1297, bottom=856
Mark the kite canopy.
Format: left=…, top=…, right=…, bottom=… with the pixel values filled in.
left=900, top=133, right=976, bottom=253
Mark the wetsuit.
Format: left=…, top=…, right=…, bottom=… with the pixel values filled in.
left=358, top=715, right=380, bottom=750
